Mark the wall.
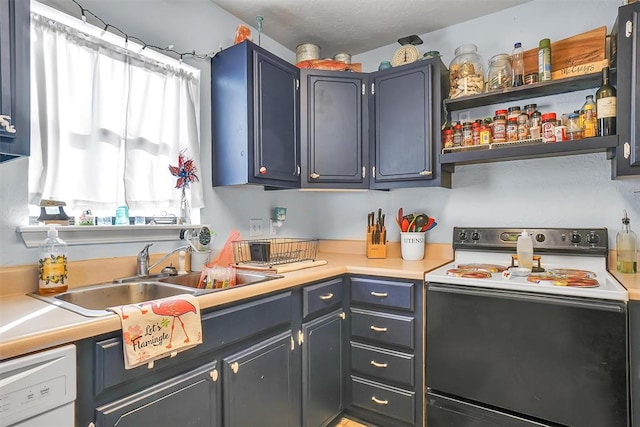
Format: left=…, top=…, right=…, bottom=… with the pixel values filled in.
left=1, top=0, right=638, bottom=269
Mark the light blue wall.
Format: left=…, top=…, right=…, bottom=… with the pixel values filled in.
left=1, top=0, right=638, bottom=268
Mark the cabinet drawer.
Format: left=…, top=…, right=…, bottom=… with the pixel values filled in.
left=351, top=308, right=414, bottom=350
left=351, top=376, right=415, bottom=425
left=94, top=292, right=292, bottom=394
left=303, top=278, right=344, bottom=319
left=351, top=277, right=414, bottom=311
left=350, top=342, right=414, bottom=388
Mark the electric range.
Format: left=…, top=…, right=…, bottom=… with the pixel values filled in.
left=426, top=227, right=628, bottom=301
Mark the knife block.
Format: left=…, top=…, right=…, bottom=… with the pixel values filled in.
left=366, top=231, right=387, bottom=259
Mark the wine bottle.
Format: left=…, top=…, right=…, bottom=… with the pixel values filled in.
left=596, top=66, right=616, bottom=136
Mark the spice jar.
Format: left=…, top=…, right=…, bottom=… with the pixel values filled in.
left=443, top=128, right=454, bottom=148
left=524, top=104, right=538, bottom=118
left=462, top=122, right=473, bottom=146
left=507, top=117, right=519, bottom=141
left=541, top=112, right=557, bottom=143
left=449, top=44, right=484, bottom=99
left=507, top=106, right=521, bottom=121
left=480, top=124, right=491, bottom=144
left=566, top=112, right=582, bottom=140
left=453, top=123, right=463, bottom=146
left=492, top=114, right=507, bottom=143
left=472, top=121, right=481, bottom=145
left=486, top=53, right=512, bottom=92
left=517, top=113, right=529, bottom=140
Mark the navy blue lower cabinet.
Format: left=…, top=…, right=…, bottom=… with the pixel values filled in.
left=302, top=309, right=345, bottom=427
left=95, top=361, right=220, bottom=427
left=345, top=275, right=424, bottom=426
left=222, top=331, right=296, bottom=427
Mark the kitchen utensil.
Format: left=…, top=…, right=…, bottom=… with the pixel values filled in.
left=401, top=218, right=409, bottom=232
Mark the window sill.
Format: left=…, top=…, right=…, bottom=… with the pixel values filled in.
left=17, top=224, right=207, bottom=248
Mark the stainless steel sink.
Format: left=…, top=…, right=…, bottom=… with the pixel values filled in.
left=158, top=270, right=282, bottom=289
left=29, top=270, right=281, bottom=317
left=29, top=281, right=201, bottom=317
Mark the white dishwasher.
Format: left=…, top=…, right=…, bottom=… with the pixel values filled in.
left=0, top=344, right=76, bottom=427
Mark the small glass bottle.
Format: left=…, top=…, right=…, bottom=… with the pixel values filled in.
left=566, top=113, right=582, bottom=140
left=462, top=122, right=473, bottom=146
left=580, top=95, right=597, bottom=137
left=472, top=121, right=481, bottom=145
left=453, top=123, right=463, bottom=147
left=507, top=117, right=519, bottom=141
left=443, top=128, right=454, bottom=148
left=492, top=114, right=507, bottom=142
left=517, top=113, right=529, bottom=140
left=617, top=210, right=638, bottom=273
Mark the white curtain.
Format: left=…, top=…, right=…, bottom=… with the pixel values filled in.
left=29, top=12, right=203, bottom=214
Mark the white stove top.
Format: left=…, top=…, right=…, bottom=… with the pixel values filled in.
left=426, top=251, right=628, bottom=302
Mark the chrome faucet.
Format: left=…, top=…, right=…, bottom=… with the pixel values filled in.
left=137, top=243, right=191, bottom=276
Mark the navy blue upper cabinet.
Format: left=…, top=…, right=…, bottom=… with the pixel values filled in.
left=613, top=2, right=640, bottom=177
left=211, top=40, right=300, bottom=188
left=371, top=59, right=450, bottom=189
left=300, top=70, right=369, bottom=189
left=0, top=0, right=30, bottom=162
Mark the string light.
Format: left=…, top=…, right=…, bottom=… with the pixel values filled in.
left=69, top=0, right=216, bottom=60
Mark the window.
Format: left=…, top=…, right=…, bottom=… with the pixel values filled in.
left=28, top=2, right=203, bottom=222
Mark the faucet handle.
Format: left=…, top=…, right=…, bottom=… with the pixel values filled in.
left=139, top=243, right=153, bottom=260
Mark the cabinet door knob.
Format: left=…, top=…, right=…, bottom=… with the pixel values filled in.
left=371, top=396, right=389, bottom=405
left=230, top=362, right=239, bottom=374
left=319, top=292, right=333, bottom=301
left=370, top=325, right=388, bottom=332
left=298, top=330, right=304, bottom=345
left=310, top=172, right=320, bottom=179
left=0, top=115, right=16, bottom=134
left=259, top=166, right=267, bottom=174
left=210, top=369, right=219, bottom=382
left=419, top=170, right=432, bottom=176
left=370, top=360, right=388, bottom=368
left=370, top=291, right=388, bottom=298
left=339, top=311, right=346, bottom=320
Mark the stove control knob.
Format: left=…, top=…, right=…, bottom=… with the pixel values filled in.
left=535, top=233, right=545, bottom=243
left=586, top=232, right=600, bottom=245
left=471, top=231, right=480, bottom=241
left=458, top=231, right=467, bottom=241
left=570, top=232, right=582, bottom=244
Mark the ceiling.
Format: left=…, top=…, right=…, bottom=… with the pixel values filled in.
left=210, top=0, right=532, bottom=58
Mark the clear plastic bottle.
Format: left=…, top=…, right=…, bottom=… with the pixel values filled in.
left=617, top=211, right=638, bottom=274
left=517, top=230, right=533, bottom=270
left=38, top=225, right=68, bottom=295
left=511, top=42, right=525, bottom=87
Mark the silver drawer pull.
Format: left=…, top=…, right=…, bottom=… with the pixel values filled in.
left=371, top=396, right=389, bottom=405
left=370, top=291, right=388, bottom=298
left=370, top=325, right=387, bottom=332
left=370, top=360, right=388, bottom=368
left=319, top=293, right=334, bottom=301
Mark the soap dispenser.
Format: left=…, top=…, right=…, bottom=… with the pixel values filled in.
left=616, top=210, right=638, bottom=273
left=517, top=230, right=533, bottom=270
left=38, top=225, right=68, bottom=294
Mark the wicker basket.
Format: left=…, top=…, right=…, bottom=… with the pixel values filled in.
left=232, top=238, right=319, bottom=267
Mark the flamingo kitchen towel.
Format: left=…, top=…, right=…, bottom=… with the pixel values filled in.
left=109, top=294, right=203, bottom=369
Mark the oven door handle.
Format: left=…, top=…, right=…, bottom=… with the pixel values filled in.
left=427, top=283, right=625, bottom=313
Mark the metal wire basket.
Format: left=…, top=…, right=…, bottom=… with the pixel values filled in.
left=232, top=238, right=319, bottom=267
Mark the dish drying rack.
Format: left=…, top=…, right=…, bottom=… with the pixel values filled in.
left=232, top=238, right=319, bottom=267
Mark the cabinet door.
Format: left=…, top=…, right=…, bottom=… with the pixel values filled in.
left=95, top=361, right=220, bottom=427
left=222, top=331, right=296, bottom=427
left=0, top=0, right=30, bottom=162
left=302, top=309, right=345, bottom=427
left=615, top=2, right=640, bottom=176
left=371, top=61, right=435, bottom=188
left=253, top=49, right=300, bottom=185
left=300, top=70, right=369, bottom=188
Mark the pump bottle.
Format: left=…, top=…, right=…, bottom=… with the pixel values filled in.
left=617, top=211, right=638, bottom=273
left=38, top=225, right=68, bottom=295
left=517, top=230, right=533, bottom=270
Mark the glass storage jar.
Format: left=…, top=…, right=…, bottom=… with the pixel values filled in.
left=449, top=44, right=484, bottom=99
left=486, top=53, right=512, bottom=92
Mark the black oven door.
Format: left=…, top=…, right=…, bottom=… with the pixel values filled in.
left=426, top=283, right=628, bottom=427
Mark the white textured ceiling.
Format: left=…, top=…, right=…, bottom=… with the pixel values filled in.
left=210, top=0, right=532, bottom=57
